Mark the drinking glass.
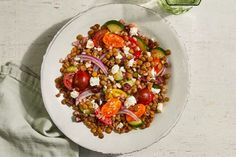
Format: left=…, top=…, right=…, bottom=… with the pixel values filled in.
left=158, top=0, right=201, bottom=15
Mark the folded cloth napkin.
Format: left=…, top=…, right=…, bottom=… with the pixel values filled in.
left=0, top=62, right=79, bottom=157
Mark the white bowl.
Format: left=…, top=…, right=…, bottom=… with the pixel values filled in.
left=41, top=3, right=189, bottom=154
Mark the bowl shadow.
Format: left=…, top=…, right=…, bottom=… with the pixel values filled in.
left=19, top=18, right=117, bottom=157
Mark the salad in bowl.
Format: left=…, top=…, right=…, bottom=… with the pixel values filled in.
left=55, top=19, right=171, bottom=139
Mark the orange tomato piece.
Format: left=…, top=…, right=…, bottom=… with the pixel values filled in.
left=153, top=58, right=163, bottom=74
left=102, top=32, right=125, bottom=48
left=101, top=98, right=122, bottom=117
left=126, top=104, right=146, bottom=122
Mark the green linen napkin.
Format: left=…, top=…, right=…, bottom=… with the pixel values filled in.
left=0, top=62, right=79, bottom=157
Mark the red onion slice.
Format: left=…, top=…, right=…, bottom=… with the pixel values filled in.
left=93, top=53, right=106, bottom=72
left=76, top=54, right=108, bottom=75
left=118, top=109, right=140, bottom=121
left=75, top=89, right=94, bottom=105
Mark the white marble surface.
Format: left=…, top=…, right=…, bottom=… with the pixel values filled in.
left=1, top=0, right=236, bottom=157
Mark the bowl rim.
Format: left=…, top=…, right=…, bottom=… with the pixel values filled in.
left=40, top=3, right=190, bottom=154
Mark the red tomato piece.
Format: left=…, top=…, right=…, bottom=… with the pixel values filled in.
left=73, top=71, right=90, bottom=91
left=63, top=73, right=74, bottom=90
left=137, top=88, right=154, bottom=105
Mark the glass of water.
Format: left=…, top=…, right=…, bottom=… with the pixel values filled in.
left=158, top=0, right=201, bottom=15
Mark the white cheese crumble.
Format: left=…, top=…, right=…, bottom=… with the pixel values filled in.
left=111, top=64, right=120, bottom=74
left=116, top=122, right=124, bottom=129
left=116, top=52, right=123, bottom=59
left=86, top=39, right=94, bottom=49
left=99, top=99, right=103, bottom=105
left=128, top=58, right=135, bottom=67
left=123, top=46, right=130, bottom=55
left=74, top=56, right=81, bottom=61
left=147, top=51, right=151, bottom=57
left=108, top=75, right=114, bottom=81
left=70, top=90, right=79, bottom=98
left=130, top=27, right=138, bottom=36
left=124, top=96, right=137, bottom=108
left=151, top=68, right=156, bottom=78
left=120, top=66, right=126, bottom=72
left=157, top=103, right=163, bottom=113
left=90, top=77, right=100, bottom=86
left=91, top=100, right=99, bottom=109
left=94, top=47, right=102, bottom=51
left=85, top=62, right=91, bottom=68
left=116, top=83, right=121, bottom=88
left=151, top=87, right=161, bottom=94
left=132, top=78, right=136, bottom=82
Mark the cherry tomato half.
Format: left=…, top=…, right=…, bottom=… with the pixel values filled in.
left=137, top=88, right=154, bottom=105
left=126, top=104, right=146, bottom=122
left=63, top=73, right=75, bottom=90
left=101, top=98, right=122, bottom=117
left=95, top=108, right=112, bottom=125
left=153, top=58, right=164, bottom=74
left=93, top=29, right=108, bottom=47
left=73, top=71, right=90, bottom=91
left=103, top=33, right=125, bottom=48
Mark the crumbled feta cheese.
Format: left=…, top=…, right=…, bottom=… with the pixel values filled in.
left=151, top=68, right=156, bottom=78
left=151, top=38, right=155, bottom=41
left=85, top=62, right=91, bottom=68
left=151, top=87, right=161, bottom=94
left=132, top=68, right=136, bottom=72
left=138, top=74, right=141, bottom=78
left=120, top=66, right=126, bottom=72
left=132, top=78, right=136, bottom=82
left=74, top=56, right=81, bottom=61
left=130, top=27, right=138, bottom=36
left=108, top=75, right=114, bottom=81
left=124, top=96, right=137, bottom=108
left=128, top=58, right=135, bottom=67
left=116, top=122, right=124, bottom=129
left=135, top=47, right=140, bottom=51
left=116, top=52, right=123, bottom=59
left=70, top=90, right=79, bottom=98
left=157, top=103, right=163, bottom=113
left=91, top=100, right=99, bottom=109
left=123, top=46, right=130, bottom=55
left=116, top=83, right=121, bottom=88
left=90, top=77, right=100, bottom=86
left=111, top=64, right=120, bottom=74
left=86, top=39, right=94, bottom=49
left=104, top=85, right=107, bottom=90
left=94, top=47, right=102, bottom=51
left=147, top=51, right=151, bottom=57
left=99, top=99, right=103, bottom=105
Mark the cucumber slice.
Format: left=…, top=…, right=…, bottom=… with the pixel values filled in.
left=114, top=70, right=123, bottom=81
left=104, top=20, right=124, bottom=33
left=134, top=36, right=147, bottom=51
left=151, top=47, right=166, bottom=58
left=123, top=79, right=135, bottom=86
left=128, top=119, right=143, bottom=127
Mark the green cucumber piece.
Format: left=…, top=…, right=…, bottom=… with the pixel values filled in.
left=151, top=47, right=166, bottom=58
left=66, top=66, right=77, bottom=73
left=134, top=36, right=147, bottom=51
left=153, top=84, right=160, bottom=89
left=114, top=70, right=123, bottom=81
left=104, top=20, right=124, bottom=33
left=123, top=79, right=135, bottom=86
left=128, top=119, right=143, bottom=127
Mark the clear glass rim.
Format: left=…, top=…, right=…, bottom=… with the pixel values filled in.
left=165, top=0, right=201, bottom=6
